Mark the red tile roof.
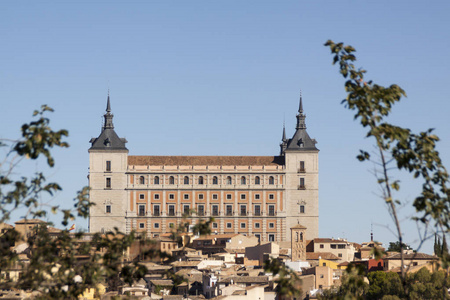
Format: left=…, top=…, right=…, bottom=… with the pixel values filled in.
left=128, top=156, right=283, bottom=166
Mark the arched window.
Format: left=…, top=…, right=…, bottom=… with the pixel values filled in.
left=212, top=176, right=218, bottom=185
left=139, top=176, right=145, bottom=184
left=241, top=176, right=246, bottom=185
left=198, top=176, right=204, bottom=185
left=226, top=176, right=232, bottom=185
left=269, top=176, right=274, bottom=185
left=154, top=176, right=160, bottom=185
left=255, top=176, right=260, bottom=185
left=300, top=232, right=303, bottom=241
left=169, top=176, right=175, bottom=185
left=184, top=176, right=189, bottom=185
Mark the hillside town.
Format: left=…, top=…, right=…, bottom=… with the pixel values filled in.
left=0, top=218, right=439, bottom=299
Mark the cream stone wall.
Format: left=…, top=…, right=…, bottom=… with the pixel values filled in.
left=284, top=151, right=319, bottom=241
left=89, top=150, right=128, bottom=233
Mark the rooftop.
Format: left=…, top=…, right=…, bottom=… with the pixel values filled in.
left=128, top=156, right=283, bottom=166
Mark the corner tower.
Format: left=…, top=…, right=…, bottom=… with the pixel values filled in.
left=283, top=92, right=319, bottom=241
left=88, top=94, right=128, bottom=233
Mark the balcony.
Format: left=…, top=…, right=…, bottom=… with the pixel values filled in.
left=298, top=168, right=306, bottom=173
left=226, top=211, right=233, bottom=217
left=298, top=185, right=306, bottom=190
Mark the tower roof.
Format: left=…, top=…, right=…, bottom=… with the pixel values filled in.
left=285, top=92, right=318, bottom=152
left=89, top=94, right=128, bottom=151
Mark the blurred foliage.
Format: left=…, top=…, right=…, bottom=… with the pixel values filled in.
left=0, top=106, right=212, bottom=298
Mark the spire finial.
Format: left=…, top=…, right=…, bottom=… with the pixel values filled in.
left=103, top=91, right=114, bottom=130
left=106, top=90, right=111, bottom=113
left=299, top=90, right=303, bottom=113
left=282, top=120, right=286, bottom=142
left=371, top=223, right=373, bottom=241
left=296, top=90, right=306, bottom=130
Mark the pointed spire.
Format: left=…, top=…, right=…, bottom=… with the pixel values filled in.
left=298, top=90, right=303, bottom=114
left=103, top=92, right=114, bottom=130
left=282, top=122, right=286, bottom=142
left=106, top=89, right=111, bottom=113
left=296, top=90, right=306, bottom=130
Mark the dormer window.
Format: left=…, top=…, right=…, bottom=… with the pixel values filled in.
left=104, top=138, right=111, bottom=147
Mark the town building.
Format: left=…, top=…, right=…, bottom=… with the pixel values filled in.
left=88, top=93, right=319, bottom=242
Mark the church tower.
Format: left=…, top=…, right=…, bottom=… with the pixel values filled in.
left=283, top=92, right=319, bottom=241
left=88, top=94, right=128, bottom=233
left=291, top=224, right=307, bottom=261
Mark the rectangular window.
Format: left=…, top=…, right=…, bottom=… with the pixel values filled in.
left=198, top=205, right=205, bottom=216
left=105, top=205, right=111, bottom=213
left=212, top=222, right=218, bottom=229
left=198, top=194, right=204, bottom=200
left=299, top=178, right=305, bottom=189
left=226, top=194, right=232, bottom=200
left=338, top=245, right=346, bottom=249
left=254, top=222, right=260, bottom=229
left=254, top=205, right=261, bottom=216
left=320, top=244, right=324, bottom=249
left=212, top=194, right=218, bottom=200
left=226, top=205, right=233, bottom=216
left=106, top=161, right=111, bottom=172
left=269, top=223, right=275, bottom=229
left=169, top=223, right=174, bottom=228
left=138, top=205, right=146, bottom=216
left=331, top=244, right=337, bottom=249
left=240, top=194, right=246, bottom=200
left=226, top=223, right=232, bottom=229
left=184, top=194, right=189, bottom=200
left=139, top=194, right=145, bottom=200
left=154, top=223, right=160, bottom=229
left=299, top=161, right=305, bottom=172
left=269, top=194, right=274, bottom=200
left=268, top=205, right=275, bottom=216
left=106, top=177, right=111, bottom=188
left=169, top=194, right=175, bottom=200
left=139, top=223, right=145, bottom=229
left=154, top=194, right=160, bottom=200
left=240, top=205, right=247, bottom=216
left=168, top=205, right=175, bottom=216
left=254, top=194, right=260, bottom=200
left=212, top=205, right=219, bottom=216
left=240, top=223, right=246, bottom=229
left=300, top=205, right=305, bottom=213
left=183, top=205, right=190, bottom=215
left=268, top=234, right=275, bottom=242
left=338, top=253, right=343, bottom=258
left=153, top=205, right=160, bottom=216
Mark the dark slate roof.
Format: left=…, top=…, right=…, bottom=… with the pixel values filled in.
left=285, top=130, right=318, bottom=151
left=89, top=128, right=128, bottom=151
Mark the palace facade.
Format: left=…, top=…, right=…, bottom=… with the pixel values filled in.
left=88, top=94, right=319, bottom=242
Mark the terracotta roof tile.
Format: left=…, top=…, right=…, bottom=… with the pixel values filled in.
left=306, top=252, right=340, bottom=260
left=128, top=156, right=283, bottom=166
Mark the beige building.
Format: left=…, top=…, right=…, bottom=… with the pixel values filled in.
left=308, top=238, right=355, bottom=262
left=88, top=93, right=319, bottom=242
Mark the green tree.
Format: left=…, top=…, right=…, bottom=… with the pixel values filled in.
left=0, top=106, right=148, bottom=298
left=387, top=241, right=412, bottom=253
left=324, top=40, right=450, bottom=293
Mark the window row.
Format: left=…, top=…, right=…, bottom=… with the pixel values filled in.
left=105, top=203, right=304, bottom=215
left=211, top=221, right=276, bottom=229
left=135, top=175, right=278, bottom=185
left=136, top=192, right=278, bottom=201
left=131, top=204, right=287, bottom=217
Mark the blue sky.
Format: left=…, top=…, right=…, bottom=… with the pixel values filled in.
left=1, top=1, right=449, bottom=253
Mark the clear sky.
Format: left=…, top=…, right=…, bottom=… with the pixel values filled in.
left=1, top=1, right=449, bottom=254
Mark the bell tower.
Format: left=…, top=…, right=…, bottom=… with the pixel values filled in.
left=291, top=224, right=307, bottom=261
